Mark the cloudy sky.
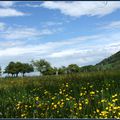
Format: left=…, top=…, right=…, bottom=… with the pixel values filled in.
left=0, top=1, right=120, bottom=69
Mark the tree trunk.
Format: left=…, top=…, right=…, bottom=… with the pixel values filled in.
left=23, top=73, right=25, bottom=77
left=16, top=73, right=18, bottom=77
left=12, top=74, right=14, bottom=77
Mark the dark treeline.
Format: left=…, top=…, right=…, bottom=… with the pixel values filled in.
left=4, top=62, right=34, bottom=77
left=0, top=59, right=102, bottom=77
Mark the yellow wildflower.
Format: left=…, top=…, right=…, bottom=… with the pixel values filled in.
left=101, top=99, right=106, bottom=103
left=21, top=113, right=26, bottom=117
left=90, top=85, right=93, bottom=88
left=79, top=106, right=82, bottom=110
left=35, top=97, right=39, bottom=101
left=96, top=109, right=100, bottom=113
left=112, top=94, right=117, bottom=98
left=66, top=84, right=68, bottom=87
left=106, top=107, right=108, bottom=110
left=74, top=103, right=77, bottom=108
left=112, top=98, right=118, bottom=102
left=80, top=93, right=83, bottom=96
left=65, top=94, right=68, bottom=97
left=60, top=102, right=64, bottom=108
left=57, top=101, right=60, bottom=105
left=90, top=91, right=95, bottom=95
left=52, top=96, right=56, bottom=100
left=51, top=103, right=54, bottom=105
left=38, top=104, right=42, bottom=107
left=66, top=98, right=70, bottom=101
left=44, top=90, right=48, bottom=95
left=54, top=104, right=57, bottom=109
left=85, top=99, right=89, bottom=104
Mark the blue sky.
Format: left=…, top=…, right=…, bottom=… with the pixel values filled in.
left=0, top=1, right=120, bottom=69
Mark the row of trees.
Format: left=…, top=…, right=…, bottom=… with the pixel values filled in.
left=4, top=62, right=34, bottom=77
left=0, top=59, right=97, bottom=77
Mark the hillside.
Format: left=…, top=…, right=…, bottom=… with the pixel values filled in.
left=96, top=51, right=120, bottom=70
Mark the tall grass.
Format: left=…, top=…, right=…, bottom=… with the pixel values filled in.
left=0, top=70, right=120, bottom=118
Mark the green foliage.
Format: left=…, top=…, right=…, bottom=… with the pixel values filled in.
left=15, top=62, right=23, bottom=77
left=21, top=63, right=34, bottom=77
left=0, top=67, right=1, bottom=77
left=4, top=62, right=34, bottom=77
left=4, top=62, right=16, bottom=76
left=32, top=59, right=53, bottom=75
left=67, top=64, right=80, bottom=73
left=80, top=65, right=96, bottom=72
left=58, top=66, right=67, bottom=75
left=96, top=51, right=120, bottom=70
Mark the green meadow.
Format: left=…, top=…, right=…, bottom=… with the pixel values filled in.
left=0, top=71, right=120, bottom=118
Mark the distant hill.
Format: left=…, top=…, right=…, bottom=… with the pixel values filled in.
left=96, top=51, right=120, bottom=70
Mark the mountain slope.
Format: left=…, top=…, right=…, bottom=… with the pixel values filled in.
left=96, top=51, right=120, bottom=70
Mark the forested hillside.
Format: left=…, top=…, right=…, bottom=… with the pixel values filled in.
left=96, top=51, right=120, bottom=70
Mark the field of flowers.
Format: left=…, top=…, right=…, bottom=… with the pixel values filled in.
left=0, top=71, right=120, bottom=118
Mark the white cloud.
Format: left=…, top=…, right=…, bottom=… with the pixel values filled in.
left=3, top=27, right=41, bottom=40
left=0, top=22, right=6, bottom=31
left=0, top=23, right=120, bottom=68
left=0, top=31, right=120, bottom=67
left=46, top=32, right=120, bottom=66
left=41, top=1, right=120, bottom=17
left=0, top=8, right=25, bottom=17
left=0, top=41, right=25, bottom=48
left=101, top=21, right=120, bottom=29
left=0, top=40, right=77, bottom=57
left=47, top=42, right=120, bottom=67
left=0, top=1, right=27, bottom=17
left=49, top=49, right=86, bottom=58
left=0, top=37, right=78, bottom=58
left=42, top=21, right=63, bottom=28
left=0, top=1, right=14, bottom=8
left=25, top=3, right=41, bottom=8
left=0, top=25, right=57, bottom=40
left=48, top=44, right=120, bottom=59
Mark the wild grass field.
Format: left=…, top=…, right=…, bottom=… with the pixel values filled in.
left=0, top=71, right=120, bottom=118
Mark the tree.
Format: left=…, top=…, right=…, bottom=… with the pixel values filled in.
left=0, top=66, right=2, bottom=78
left=4, top=61, right=34, bottom=77
left=21, top=63, right=34, bottom=77
left=32, top=59, right=51, bottom=75
left=14, top=62, right=23, bottom=77
left=58, top=66, right=67, bottom=75
left=80, top=65, right=95, bottom=72
left=4, top=62, right=16, bottom=77
left=53, top=67, right=58, bottom=75
left=67, top=64, right=80, bottom=74
left=44, top=67, right=57, bottom=75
